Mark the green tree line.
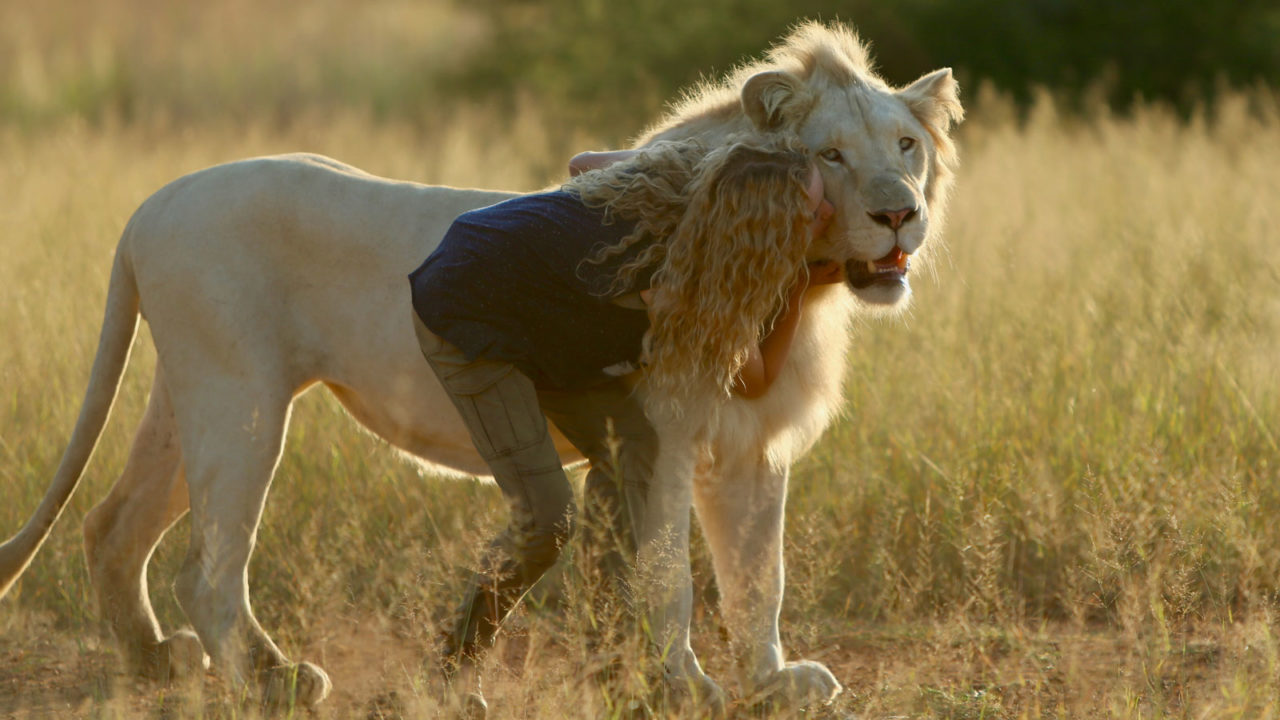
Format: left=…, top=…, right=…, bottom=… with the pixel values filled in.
left=2, top=0, right=1275, bottom=132
left=448, top=0, right=1280, bottom=133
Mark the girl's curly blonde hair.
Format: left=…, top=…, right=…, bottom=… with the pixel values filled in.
left=566, top=133, right=816, bottom=420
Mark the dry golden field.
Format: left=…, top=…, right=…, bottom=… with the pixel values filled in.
left=2, top=4, right=1280, bottom=719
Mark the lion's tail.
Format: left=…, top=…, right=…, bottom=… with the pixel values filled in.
left=0, top=223, right=140, bottom=599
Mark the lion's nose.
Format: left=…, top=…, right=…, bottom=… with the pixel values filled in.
left=867, top=206, right=918, bottom=231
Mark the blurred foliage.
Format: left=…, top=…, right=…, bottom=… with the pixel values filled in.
left=1, top=0, right=1277, bottom=138
left=447, top=0, right=1280, bottom=138
left=0, top=0, right=486, bottom=129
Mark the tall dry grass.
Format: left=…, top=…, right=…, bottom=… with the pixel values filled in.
left=0, top=11, right=1279, bottom=714
left=0, top=0, right=489, bottom=127
left=1, top=92, right=1277, bottom=718
left=814, top=87, right=1280, bottom=623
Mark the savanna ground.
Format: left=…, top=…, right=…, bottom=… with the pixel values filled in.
left=2, top=6, right=1280, bottom=718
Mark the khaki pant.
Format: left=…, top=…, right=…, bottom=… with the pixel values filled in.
left=412, top=312, right=655, bottom=666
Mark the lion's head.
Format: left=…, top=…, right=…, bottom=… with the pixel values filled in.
left=640, top=22, right=964, bottom=308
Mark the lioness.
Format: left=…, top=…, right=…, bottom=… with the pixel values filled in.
left=0, top=21, right=961, bottom=712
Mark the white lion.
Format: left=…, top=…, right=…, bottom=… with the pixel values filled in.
left=0, top=22, right=961, bottom=712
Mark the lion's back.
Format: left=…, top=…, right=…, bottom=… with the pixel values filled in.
left=118, top=153, right=517, bottom=387
left=124, top=154, right=513, bottom=298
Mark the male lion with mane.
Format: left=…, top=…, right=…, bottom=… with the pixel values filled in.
left=0, top=21, right=961, bottom=713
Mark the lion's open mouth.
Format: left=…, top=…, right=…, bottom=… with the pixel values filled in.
left=846, top=247, right=910, bottom=289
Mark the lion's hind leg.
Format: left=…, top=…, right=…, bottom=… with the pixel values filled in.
left=169, top=378, right=331, bottom=709
left=83, top=364, right=207, bottom=682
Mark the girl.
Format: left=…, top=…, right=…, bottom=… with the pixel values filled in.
left=407, top=133, right=839, bottom=694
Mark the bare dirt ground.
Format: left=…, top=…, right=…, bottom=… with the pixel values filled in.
left=0, top=604, right=1258, bottom=719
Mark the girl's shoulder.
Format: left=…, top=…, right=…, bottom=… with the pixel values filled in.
left=454, top=190, right=603, bottom=233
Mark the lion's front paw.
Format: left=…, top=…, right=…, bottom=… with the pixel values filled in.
left=148, top=629, right=209, bottom=683
left=665, top=667, right=728, bottom=717
left=753, top=660, right=842, bottom=709
left=262, top=661, right=332, bottom=710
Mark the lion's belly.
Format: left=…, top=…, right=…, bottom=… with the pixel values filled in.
left=319, top=350, right=587, bottom=479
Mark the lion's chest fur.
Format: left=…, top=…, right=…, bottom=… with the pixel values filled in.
left=705, top=286, right=854, bottom=472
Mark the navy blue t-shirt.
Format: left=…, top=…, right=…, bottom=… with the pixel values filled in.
left=409, top=191, right=654, bottom=390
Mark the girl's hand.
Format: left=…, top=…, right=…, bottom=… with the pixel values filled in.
left=788, top=260, right=845, bottom=300
left=805, top=259, right=845, bottom=286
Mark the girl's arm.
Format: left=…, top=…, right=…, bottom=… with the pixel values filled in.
left=732, top=261, right=844, bottom=398
left=569, top=150, right=639, bottom=176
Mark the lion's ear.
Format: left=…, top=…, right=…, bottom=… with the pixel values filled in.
left=741, top=71, right=815, bottom=131
left=898, top=68, right=964, bottom=133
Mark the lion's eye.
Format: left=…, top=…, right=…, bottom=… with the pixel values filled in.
left=819, top=148, right=843, bottom=163
left=899, top=137, right=916, bottom=152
